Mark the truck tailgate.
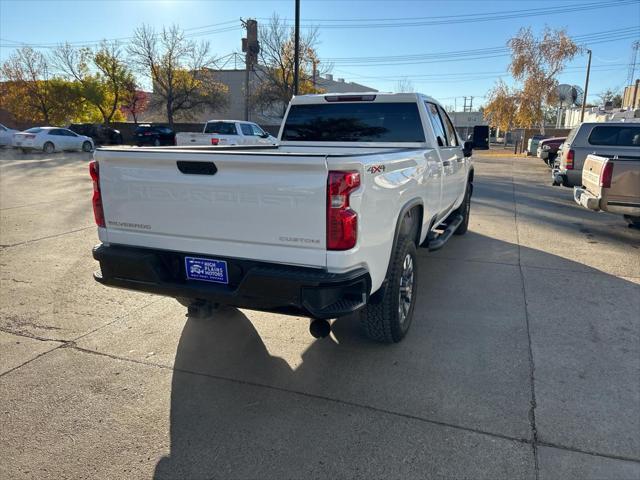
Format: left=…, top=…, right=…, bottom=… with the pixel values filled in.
left=582, top=154, right=607, bottom=197
left=96, top=149, right=328, bottom=267
left=175, top=133, right=229, bottom=146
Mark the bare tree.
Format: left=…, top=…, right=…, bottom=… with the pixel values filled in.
left=252, top=15, right=329, bottom=117
left=395, top=78, right=414, bottom=93
left=1, top=47, right=54, bottom=124
left=596, top=88, right=623, bottom=108
left=127, top=25, right=228, bottom=127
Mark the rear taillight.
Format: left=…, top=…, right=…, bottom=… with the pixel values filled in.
left=211, top=138, right=219, bottom=145
left=89, top=161, right=105, bottom=227
left=600, top=161, right=614, bottom=189
left=327, top=171, right=360, bottom=250
left=143, top=132, right=153, bottom=136
left=566, top=149, right=574, bottom=170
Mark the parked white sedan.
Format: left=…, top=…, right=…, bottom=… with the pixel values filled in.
left=0, top=123, right=19, bottom=147
left=13, top=127, right=94, bottom=153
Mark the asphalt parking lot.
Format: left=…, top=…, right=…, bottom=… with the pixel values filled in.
left=0, top=147, right=638, bottom=480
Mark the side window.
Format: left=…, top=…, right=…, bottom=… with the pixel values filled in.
left=619, top=127, right=640, bottom=146
left=49, top=129, right=62, bottom=136
left=251, top=124, right=266, bottom=136
left=62, top=129, right=76, bottom=136
left=437, top=106, right=459, bottom=147
left=240, top=124, right=253, bottom=136
left=589, top=126, right=620, bottom=146
left=425, top=102, right=448, bottom=147
left=587, top=126, right=640, bottom=146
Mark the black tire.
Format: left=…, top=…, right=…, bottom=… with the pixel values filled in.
left=624, top=215, right=640, bottom=229
left=361, top=237, right=418, bottom=343
left=453, top=182, right=472, bottom=235
left=82, top=141, right=92, bottom=152
left=43, top=142, right=54, bottom=154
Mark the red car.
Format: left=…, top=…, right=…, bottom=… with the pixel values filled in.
left=537, top=137, right=566, bottom=167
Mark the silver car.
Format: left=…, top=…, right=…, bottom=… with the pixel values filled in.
left=553, top=122, right=640, bottom=187
left=13, top=127, right=94, bottom=154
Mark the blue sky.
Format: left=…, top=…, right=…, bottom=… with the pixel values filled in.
left=1, top=0, right=638, bottom=108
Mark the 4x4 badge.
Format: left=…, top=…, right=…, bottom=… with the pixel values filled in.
left=367, top=165, right=385, bottom=174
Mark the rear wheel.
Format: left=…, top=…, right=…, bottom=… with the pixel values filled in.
left=361, top=237, right=418, bottom=343
left=43, top=142, right=54, bottom=154
left=624, top=215, right=640, bottom=229
left=82, top=141, right=92, bottom=152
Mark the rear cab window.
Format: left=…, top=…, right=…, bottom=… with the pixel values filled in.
left=205, top=122, right=237, bottom=135
left=282, top=102, right=425, bottom=142
left=588, top=126, right=640, bottom=147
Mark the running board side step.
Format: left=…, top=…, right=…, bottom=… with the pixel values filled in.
left=426, top=214, right=463, bottom=251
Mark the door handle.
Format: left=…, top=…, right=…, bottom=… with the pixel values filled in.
left=176, top=161, right=217, bottom=175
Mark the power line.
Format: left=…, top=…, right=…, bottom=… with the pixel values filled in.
left=265, top=0, right=637, bottom=29
left=2, top=0, right=636, bottom=50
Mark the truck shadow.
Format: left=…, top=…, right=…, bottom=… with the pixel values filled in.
left=153, top=233, right=640, bottom=478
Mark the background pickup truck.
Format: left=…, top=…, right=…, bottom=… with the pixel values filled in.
left=91, top=92, right=474, bottom=344
left=574, top=153, right=640, bottom=228
left=175, top=120, right=278, bottom=146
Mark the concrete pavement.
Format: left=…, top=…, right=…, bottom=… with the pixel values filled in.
left=1, top=148, right=638, bottom=479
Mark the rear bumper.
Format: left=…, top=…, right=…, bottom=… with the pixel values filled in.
left=573, top=187, right=601, bottom=211
left=93, top=244, right=370, bottom=320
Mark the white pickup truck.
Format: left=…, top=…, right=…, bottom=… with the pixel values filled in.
left=175, top=120, right=278, bottom=147
left=91, top=92, right=473, bottom=343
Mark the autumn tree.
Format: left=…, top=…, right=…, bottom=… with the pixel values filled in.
left=127, top=25, right=228, bottom=127
left=53, top=41, right=132, bottom=124
left=252, top=15, right=328, bottom=117
left=483, top=80, right=519, bottom=140
left=120, top=81, right=149, bottom=124
left=0, top=47, right=56, bottom=124
left=508, top=27, right=579, bottom=133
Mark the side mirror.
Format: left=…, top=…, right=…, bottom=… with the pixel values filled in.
left=463, top=140, right=473, bottom=157
left=261, top=132, right=270, bottom=138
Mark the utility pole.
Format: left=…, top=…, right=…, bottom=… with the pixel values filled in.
left=293, top=0, right=300, bottom=96
left=580, top=49, right=592, bottom=123
left=242, top=19, right=259, bottom=121
left=469, top=96, right=474, bottom=111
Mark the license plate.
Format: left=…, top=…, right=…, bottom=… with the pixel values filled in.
left=185, top=257, right=228, bottom=284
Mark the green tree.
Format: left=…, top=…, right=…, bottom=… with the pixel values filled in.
left=53, top=42, right=132, bottom=124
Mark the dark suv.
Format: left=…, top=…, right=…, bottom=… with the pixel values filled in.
left=134, top=125, right=175, bottom=146
left=68, top=124, right=123, bottom=145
